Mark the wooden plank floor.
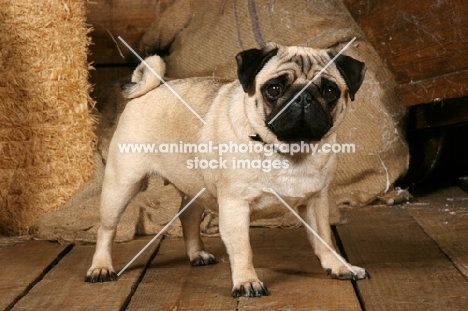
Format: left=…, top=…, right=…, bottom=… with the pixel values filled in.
left=1, top=186, right=467, bottom=310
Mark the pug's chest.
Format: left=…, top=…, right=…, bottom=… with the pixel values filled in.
left=245, top=168, right=329, bottom=209
left=262, top=155, right=332, bottom=191
left=248, top=186, right=315, bottom=218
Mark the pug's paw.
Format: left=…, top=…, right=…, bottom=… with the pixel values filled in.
left=326, top=265, right=370, bottom=280
left=231, top=281, right=269, bottom=297
left=85, top=268, right=117, bottom=283
left=190, top=251, right=216, bottom=266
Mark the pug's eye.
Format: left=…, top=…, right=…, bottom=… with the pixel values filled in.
left=265, top=84, right=283, bottom=99
left=322, top=85, right=339, bottom=102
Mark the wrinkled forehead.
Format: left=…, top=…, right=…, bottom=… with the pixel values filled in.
left=261, top=46, right=340, bottom=82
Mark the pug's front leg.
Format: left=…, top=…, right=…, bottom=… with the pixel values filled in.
left=299, top=191, right=369, bottom=280
left=218, top=196, right=269, bottom=297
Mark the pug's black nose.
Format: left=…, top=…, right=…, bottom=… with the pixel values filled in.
left=294, top=91, right=313, bottom=108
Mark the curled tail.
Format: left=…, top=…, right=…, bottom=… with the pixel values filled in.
left=121, top=55, right=166, bottom=99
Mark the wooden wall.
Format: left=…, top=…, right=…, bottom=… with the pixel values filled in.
left=86, top=0, right=173, bottom=90
left=344, top=0, right=468, bottom=107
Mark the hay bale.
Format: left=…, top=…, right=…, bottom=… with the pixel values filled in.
left=0, top=0, right=96, bottom=235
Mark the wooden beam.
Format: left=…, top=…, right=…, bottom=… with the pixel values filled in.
left=408, top=96, right=468, bottom=130
left=396, top=71, right=468, bottom=107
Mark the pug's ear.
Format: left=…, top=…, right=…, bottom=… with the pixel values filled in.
left=236, top=46, right=278, bottom=93
left=328, top=51, right=366, bottom=101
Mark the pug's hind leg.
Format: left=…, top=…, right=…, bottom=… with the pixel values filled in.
left=179, top=196, right=216, bottom=266
left=85, top=165, right=147, bottom=282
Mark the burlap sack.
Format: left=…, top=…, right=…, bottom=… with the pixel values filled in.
left=35, top=0, right=409, bottom=243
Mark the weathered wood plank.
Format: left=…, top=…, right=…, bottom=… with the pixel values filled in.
left=337, top=205, right=468, bottom=310
left=126, top=235, right=237, bottom=310
left=238, top=228, right=361, bottom=310
left=86, top=0, right=172, bottom=65
left=0, top=241, right=68, bottom=310
left=405, top=187, right=468, bottom=278
left=128, top=228, right=360, bottom=310
left=11, top=236, right=161, bottom=311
